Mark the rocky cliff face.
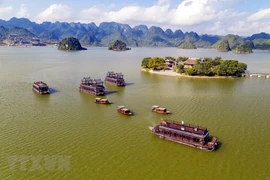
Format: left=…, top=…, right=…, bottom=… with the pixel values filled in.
left=58, top=37, right=87, bottom=51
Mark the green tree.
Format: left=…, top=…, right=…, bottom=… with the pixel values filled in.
left=185, top=67, right=197, bottom=76
left=141, top=57, right=151, bottom=68
left=202, top=61, right=213, bottom=76
left=177, top=56, right=189, bottom=62
left=214, top=56, right=222, bottom=61
left=203, top=57, right=213, bottom=62
left=193, top=63, right=203, bottom=75
left=215, top=60, right=240, bottom=76
left=216, top=63, right=227, bottom=76
left=177, top=64, right=185, bottom=73
left=236, top=62, right=247, bottom=75
left=165, top=56, right=176, bottom=61
left=211, top=56, right=222, bottom=66
left=148, top=57, right=165, bottom=69
left=223, top=60, right=238, bottom=75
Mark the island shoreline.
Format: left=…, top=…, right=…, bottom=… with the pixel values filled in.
left=141, top=68, right=236, bottom=79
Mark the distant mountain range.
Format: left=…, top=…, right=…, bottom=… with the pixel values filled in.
left=1, top=17, right=270, bottom=52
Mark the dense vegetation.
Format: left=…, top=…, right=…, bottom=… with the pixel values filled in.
left=183, top=58, right=247, bottom=76
left=252, top=39, right=270, bottom=50
left=217, top=40, right=231, bottom=52
left=58, top=37, right=87, bottom=51
left=233, top=42, right=253, bottom=54
left=108, top=40, right=131, bottom=51
left=141, top=57, right=165, bottom=69
left=213, top=34, right=254, bottom=53
left=141, top=56, right=247, bottom=77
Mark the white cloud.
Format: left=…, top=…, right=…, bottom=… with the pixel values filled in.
left=78, top=0, right=226, bottom=27
left=170, top=0, right=217, bottom=26
left=79, top=4, right=172, bottom=25
left=33, top=1, right=270, bottom=36
left=35, top=4, right=73, bottom=23
left=16, top=4, right=29, bottom=18
left=248, top=8, right=270, bottom=21
left=0, top=6, right=12, bottom=15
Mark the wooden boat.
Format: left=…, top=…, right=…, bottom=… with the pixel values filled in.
left=79, top=77, right=105, bottom=96
left=152, top=120, right=218, bottom=151
left=32, top=81, right=50, bottom=94
left=104, top=71, right=125, bottom=86
left=118, top=106, right=133, bottom=116
left=151, top=105, right=171, bottom=114
left=94, top=98, right=111, bottom=104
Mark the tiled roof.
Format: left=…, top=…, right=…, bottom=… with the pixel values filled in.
left=183, top=59, right=197, bottom=65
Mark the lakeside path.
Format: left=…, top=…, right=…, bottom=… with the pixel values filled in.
left=141, top=68, right=234, bottom=79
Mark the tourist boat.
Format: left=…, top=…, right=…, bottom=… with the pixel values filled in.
left=151, top=105, right=171, bottom=114
left=118, top=106, right=133, bottom=116
left=104, top=71, right=125, bottom=86
left=32, top=81, right=50, bottom=94
left=94, top=98, right=111, bottom=104
left=79, top=77, right=105, bottom=96
left=152, top=120, right=218, bottom=151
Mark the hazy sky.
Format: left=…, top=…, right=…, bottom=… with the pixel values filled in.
left=1, top=0, right=270, bottom=36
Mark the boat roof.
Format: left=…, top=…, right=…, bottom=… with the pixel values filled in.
left=158, top=107, right=166, bottom=110
left=34, top=81, right=48, bottom=87
left=161, top=120, right=208, bottom=136
left=107, top=71, right=115, bottom=74
left=82, top=77, right=92, bottom=81
left=101, top=99, right=108, bottom=101
left=115, top=73, right=123, bottom=77
left=93, top=79, right=103, bottom=83
left=122, top=108, right=129, bottom=111
left=95, top=98, right=101, bottom=100
left=152, top=105, right=159, bottom=108
left=118, top=106, right=125, bottom=109
left=159, top=125, right=209, bottom=138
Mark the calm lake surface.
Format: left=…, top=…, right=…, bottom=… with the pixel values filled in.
left=0, top=47, right=269, bottom=180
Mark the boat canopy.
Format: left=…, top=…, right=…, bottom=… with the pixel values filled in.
left=107, top=71, right=115, bottom=75
left=159, top=125, right=209, bottom=138
left=152, top=105, right=159, bottom=108
left=93, top=79, right=103, bottom=84
left=82, top=77, right=92, bottom=84
left=118, top=106, right=125, bottom=109
left=158, top=107, right=166, bottom=111
left=82, top=77, right=92, bottom=81
left=34, top=81, right=48, bottom=88
left=115, top=73, right=123, bottom=78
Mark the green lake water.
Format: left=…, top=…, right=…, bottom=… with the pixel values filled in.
left=0, top=47, right=269, bottom=180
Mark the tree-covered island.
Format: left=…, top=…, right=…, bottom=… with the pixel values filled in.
left=58, top=37, right=87, bottom=51
left=141, top=56, right=247, bottom=77
left=108, top=40, right=131, bottom=51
